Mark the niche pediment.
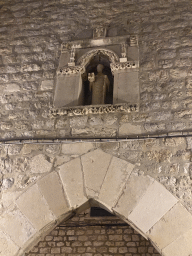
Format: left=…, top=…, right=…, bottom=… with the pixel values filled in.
left=53, top=28, right=139, bottom=111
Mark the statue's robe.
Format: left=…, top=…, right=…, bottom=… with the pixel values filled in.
left=90, top=73, right=110, bottom=105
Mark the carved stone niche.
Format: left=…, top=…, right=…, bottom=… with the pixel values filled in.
left=54, top=28, right=139, bottom=108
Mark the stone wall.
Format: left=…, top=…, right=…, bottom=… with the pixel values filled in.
left=0, top=140, right=192, bottom=256
left=1, top=0, right=192, bottom=255
left=0, top=137, right=191, bottom=216
left=0, top=0, right=192, bottom=139
left=26, top=210, right=160, bottom=256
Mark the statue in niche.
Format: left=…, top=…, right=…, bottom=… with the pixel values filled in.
left=88, top=64, right=110, bottom=105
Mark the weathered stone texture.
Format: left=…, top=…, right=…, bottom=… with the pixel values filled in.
left=81, top=149, right=112, bottom=198
left=128, top=181, right=178, bottom=233
left=98, top=156, right=134, bottom=208
left=59, top=158, right=88, bottom=208
left=37, top=172, right=69, bottom=218
left=0, top=229, right=19, bottom=256
left=0, top=137, right=192, bottom=218
left=0, top=206, right=36, bottom=247
left=16, top=184, right=55, bottom=230
left=0, top=0, right=192, bottom=255
left=148, top=202, right=192, bottom=251
left=0, top=0, right=191, bottom=139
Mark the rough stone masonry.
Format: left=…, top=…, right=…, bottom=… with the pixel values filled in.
left=1, top=0, right=192, bottom=255
left=0, top=0, right=192, bottom=139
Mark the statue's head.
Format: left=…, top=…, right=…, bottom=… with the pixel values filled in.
left=97, top=64, right=104, bottom=73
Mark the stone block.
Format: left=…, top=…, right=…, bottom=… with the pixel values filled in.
left=113, top=70, right=139, bottom=104
left=114, top=173, right=154, bottom=219
left=7, top=144, right=22, bottom=155
left=5, top=83, right=20, bottom=93
left=55, top=155, right=71, bottom=167
left=186, top=137, right=192, bottom=149
left=0, top=229, right=19, bottom=256
left=119, top=123, right=142, bottom=136
left=71, top=127, right=117, bottom=137
left=59, top=158, right=87, bottom=208
left=21, top=144, right=43, bottom=155
left=41, top=80, right=54, bottom=90
left=147, top=202, right=192, bottom=250
left=1, top=191, right=22, bottom=208
left=0, top=205, right=36, bottom=247
left=44, top=144, right=60, bottom=155
left=16, top=184, right=55, bottom=230
left=62, top=142, right=93, bottom=155
left=29, top=154, right=52, bottom=173
left=98, top=156, right=134, bottom=208
left=81, top=149, right=112, bottom=198
left=54, top=74, right=83, bottom=108
left=37, top=172, right=70, bottom=218
left=128, top=181, right=178, bottom=233
left=162, top=228, right=192, bottom=256
left=179, top=47, right=192, bottom=57
left=170, top=68, right=187, bottom=79
left=69, top=116, right=88, bottom=128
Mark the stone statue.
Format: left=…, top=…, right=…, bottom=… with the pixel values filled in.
left=88, top=64, right=110, bottom=105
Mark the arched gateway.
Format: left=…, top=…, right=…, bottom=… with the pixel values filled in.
left=0, top=145, right=192, bottom=256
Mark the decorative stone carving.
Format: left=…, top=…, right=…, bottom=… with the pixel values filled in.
left=93, top=27, right=107, bottom=38
left=120, top=43, right=127, bottom=62
left=57, top=66, right=85, bottom=75
left=68, top=45, right=76, bottom=66
left=110, top=61, right=138, bottom=74
left=77, top=48, right=119, bottom=66
left=54, top=28, right=139, bottom=108
left=130, top=36, right=138, bottom=46
left=50, top=103, right=138, bottom=117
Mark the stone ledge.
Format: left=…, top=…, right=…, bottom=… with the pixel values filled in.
left=50, top=103, right=139, bottom=117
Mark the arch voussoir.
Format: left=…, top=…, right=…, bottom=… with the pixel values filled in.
left=0, top=205, right=36, bottom=248
left=98, top=156, right=134, bottom=209
left=0, top=229, right=19, bottom=256
left=37, top=171, right=71, bottom=219
left=113, top=172, right=155, bottom=221
left=81, top=149, right=112, bottom=198
left=16, top=184, right=55, bottom=231
left=162, top=228, right=192, bottom=256
left=58, top=157, right=89, bottom=210
left=127, top=180, right=178, bottom=235
left=148, top=202, right=192, bottom=255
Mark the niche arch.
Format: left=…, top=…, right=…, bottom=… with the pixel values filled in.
left=1, top=146, right=192, bottom=256
left=76, top=48, right=119, bottom=66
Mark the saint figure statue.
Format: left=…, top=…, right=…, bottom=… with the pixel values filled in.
left=88, top=64, right=110, bottom=105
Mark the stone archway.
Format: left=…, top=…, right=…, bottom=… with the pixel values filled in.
left=0, top=147, right=192, bottom=256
